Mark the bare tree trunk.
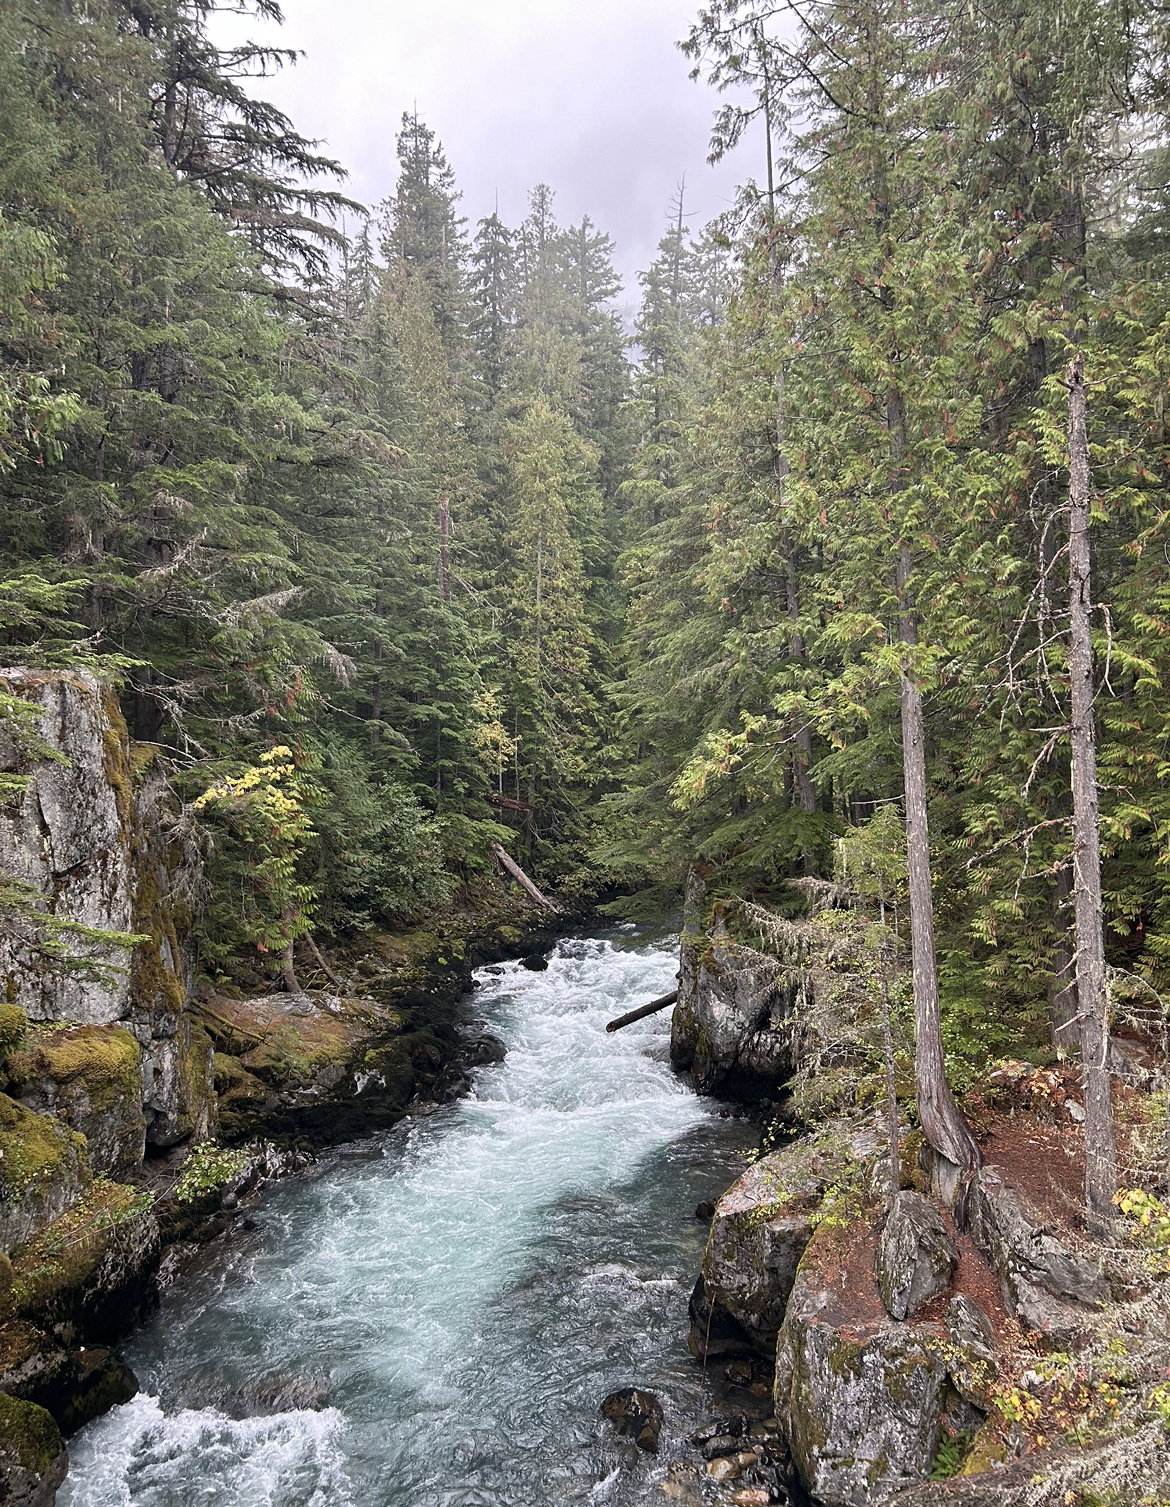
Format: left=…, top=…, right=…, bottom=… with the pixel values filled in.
left=280, top=904, right=301, bottom=994
left=1067, top=353, right=1117, bottom=1229
left=438, top=498, right=451, bottom=603
left=878, top=883, right=900, bottom=1204
left=897, top=544, right=982, bottom=1189
left=491, top=843, right=557, bottom=912
left=305, top=932, right=341, bottom=988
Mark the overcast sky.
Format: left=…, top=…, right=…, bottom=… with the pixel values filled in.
left=213, top=0, right=759, bottom=304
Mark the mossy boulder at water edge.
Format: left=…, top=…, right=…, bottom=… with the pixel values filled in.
left=0, top=1318, right=136, bottom=1438
left=0, top=1096, right=90, bottom=1255
left=5, top=1025, right=146, bottom=1179
left=774, top=1218, right=989, bottom=1506
left=9, top=1180, right=159, bottom=1345
left=0, top=1391, right=67, bottom=1507
left=693, top=1139, right=854, bottom=1357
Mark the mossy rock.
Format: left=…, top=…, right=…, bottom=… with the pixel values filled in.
left=6, top=1025, right=145, bottom=1179
left=10, top=1179, right=158, bottom=1344
left=213, top=1052, right=269, bottom=1104
left=0, top=1094, right=91, bottom=1255
left=6, top=1026, right=140, bottom=1117
left=0, top=1390, right=64, bottom=1476
left=0, top=1006, right=28, bottom=1067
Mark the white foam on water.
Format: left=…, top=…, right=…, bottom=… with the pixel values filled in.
left=63, top=1393, right=350, bottom=1506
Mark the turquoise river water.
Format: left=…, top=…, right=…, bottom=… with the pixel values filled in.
left=61, top=930, right=756, bottom=1506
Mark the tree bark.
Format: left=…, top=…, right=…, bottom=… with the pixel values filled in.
left=491, top=843, right=557, bottom=912
left=897, top=544, right=982, bottom=1185
left=305, top=932, right=342, bottom=989
left=438, top=498, right=451, bottom=603
left=278, top=899, right=302, bottom=993
left=606, top=990, right=678, bottom=1033
left=1067, top=353, right=1117, bottom=1228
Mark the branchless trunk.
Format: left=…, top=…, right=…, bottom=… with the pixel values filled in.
left=280, top=904, right=301, bottom=994
left=878, top=881, right=900, bottom=1204
left=897, top=543, right=982, bottom=1186
left=774, top=368, right=816, bottom=815
left=491, top=842, right=557, bottom=913
left=1067, top=353, right=1117, bottom=1228
left=1048, top=861, right=1079, bottom=1048
left=438, top=498, right=451, bottom=604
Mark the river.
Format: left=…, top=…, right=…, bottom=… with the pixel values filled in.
left=61, top=930, right=758, bottom=1506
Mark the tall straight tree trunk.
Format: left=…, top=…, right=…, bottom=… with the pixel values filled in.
left=774, top=369, right=816, bottom=815
left=438, top=498, right=451, bottom=603
left=897, top=543, right=982, bottom=1187
left=887, top=385, right=980, bottom=1191
left=1067, top=353, right=1117, bottom=1228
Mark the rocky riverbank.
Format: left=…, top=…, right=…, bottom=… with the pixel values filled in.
left=638, top=903, right=1170, bottom=1507
left=0, top=668, right=575, bottom=1503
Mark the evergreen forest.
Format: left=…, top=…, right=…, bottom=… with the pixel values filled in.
left=5, top=0, right=1170, bottom=1209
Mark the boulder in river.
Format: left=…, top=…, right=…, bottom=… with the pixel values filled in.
left=600, top=1387, right=664, bottom=1453
left=876, top=1192, right=958, bottom=1320
left=0, top=1391, right=68, bottom=1507
left=231, top=1373, right=329, bottom=1416
left=693, top=1138, right=852, bottom=1356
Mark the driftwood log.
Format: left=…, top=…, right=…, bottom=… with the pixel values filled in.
left=483, top=791, right=535, bottom=813
left=605, top=989, right=678, bottom=1034
left=491, top=842, right=558, bottom=913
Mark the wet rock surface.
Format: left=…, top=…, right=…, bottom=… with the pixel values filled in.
left=877, top=1191, right=959, bottom=1320
left=600, top=1387, right=664, bottom=1453
left=0, top=1391, right=68, bottom=1507
left=693, top=1135, right=867, bottom=1358
left=227, top=1373, right=329, bottom=1418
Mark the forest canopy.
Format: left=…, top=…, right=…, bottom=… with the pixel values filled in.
left=4, top=0, right=1170, bottom=1160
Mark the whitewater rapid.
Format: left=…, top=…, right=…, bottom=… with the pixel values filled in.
left=61, top=930, right=755, bottom=1506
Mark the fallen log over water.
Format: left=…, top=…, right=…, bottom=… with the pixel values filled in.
left=490, top=842, right=558, bottom=912
left=605, top=989, right=678, bottom=1033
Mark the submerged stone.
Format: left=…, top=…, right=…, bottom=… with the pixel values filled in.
left=600, top=1387, right=664, bottom=1453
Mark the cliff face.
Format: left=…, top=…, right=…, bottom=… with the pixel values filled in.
left=0, top=669, right=215, bottom=1159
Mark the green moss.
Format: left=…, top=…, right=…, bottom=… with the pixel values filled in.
left=9, top=1180, right=153, bottom=1318
left=175, top=1019, right=214, bottom=1138
left=0, top=1006, right=27, bottom=1065
left=241, top=1016, right=354, bottom=1085
left=0, top=1092, right=89, bottom=1201
left=0, top=1390, right=63, bottom=1473
left=6, top=1025, right=140, bottom=1114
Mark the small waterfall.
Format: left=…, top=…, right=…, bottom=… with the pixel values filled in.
left=62, top=931, right=756, bottom=1507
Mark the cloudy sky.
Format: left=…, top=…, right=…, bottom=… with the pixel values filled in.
left=213, top=0, right=760, bottom=301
